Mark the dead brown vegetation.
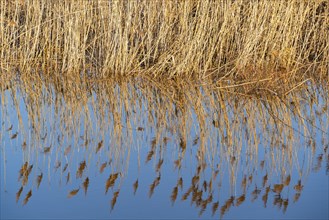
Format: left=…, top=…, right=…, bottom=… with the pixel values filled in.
left=0, top=0, right=328, bottom=91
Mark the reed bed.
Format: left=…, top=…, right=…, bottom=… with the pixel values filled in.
left=0, top=1, right=328, bottom=215
left=1, top=0, right=328, bottom=88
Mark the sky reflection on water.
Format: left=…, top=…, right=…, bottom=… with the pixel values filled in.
left=0, top=81, right=328, bottom=219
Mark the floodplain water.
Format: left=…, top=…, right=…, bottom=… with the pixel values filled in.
left=0, top=80, right=328, bottom=219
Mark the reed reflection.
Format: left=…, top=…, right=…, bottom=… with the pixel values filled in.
left=0, top=78, right=328, bottom=217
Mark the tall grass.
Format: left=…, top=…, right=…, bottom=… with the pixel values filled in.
left=1, top=0, right=328, bottom=84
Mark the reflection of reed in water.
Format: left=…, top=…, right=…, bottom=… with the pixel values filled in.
left=0, top=79, right=328, bottom=216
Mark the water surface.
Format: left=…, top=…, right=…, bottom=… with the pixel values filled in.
left=1, top=80, right=328, bottom=219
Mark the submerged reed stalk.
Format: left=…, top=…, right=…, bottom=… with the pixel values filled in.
left=0, top=0, right=328, bottom=86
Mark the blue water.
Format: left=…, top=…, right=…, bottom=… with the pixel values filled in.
left=0, top=84, right=328, bottom=219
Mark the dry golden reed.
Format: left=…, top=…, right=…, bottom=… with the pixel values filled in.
left=0, top=0, right=328, bottom=86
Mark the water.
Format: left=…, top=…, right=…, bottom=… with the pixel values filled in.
left=1, top=81, right=328, bottom=219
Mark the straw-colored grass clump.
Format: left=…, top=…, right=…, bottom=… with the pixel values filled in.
left=0, top=0, right=328, bottom=88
